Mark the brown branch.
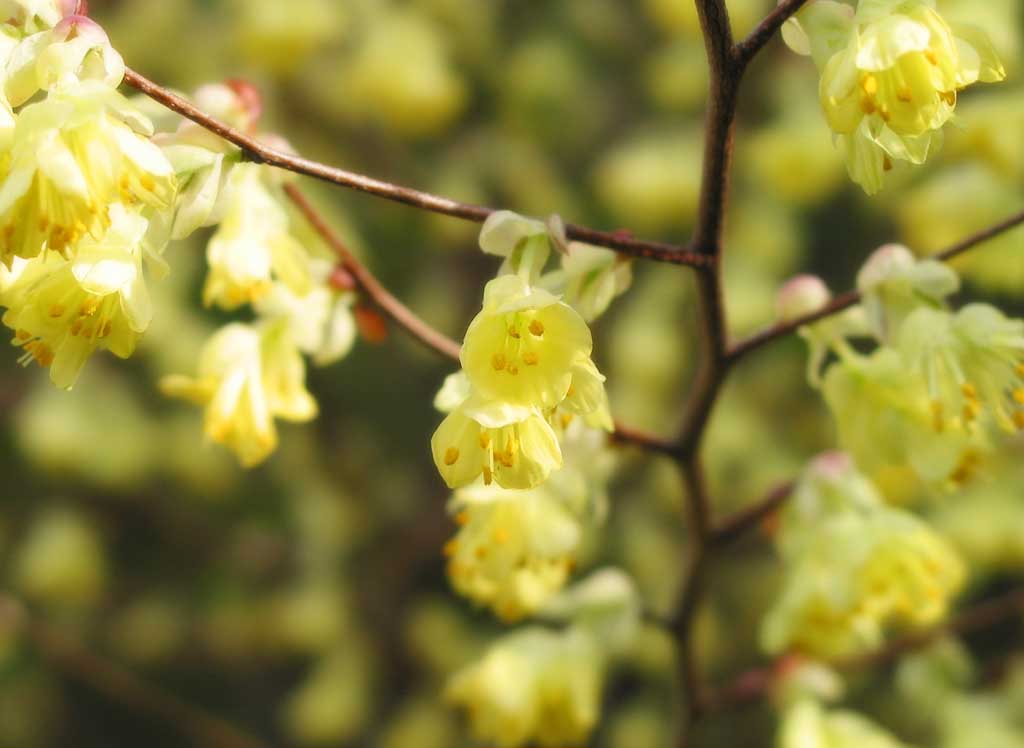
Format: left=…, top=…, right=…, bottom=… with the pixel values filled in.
left=122, top=68, right=710, bottom=270
left=283, top=183, right=463, bottom=361
left=708, top=587, right=1024, bottom=710
left=0, top=596, right=267, bottom=748
left=733, top=0, right=810, bottom=67
left=727, top=207, right=1024, bottom=363
left=712, top=481, right=794, bottom=546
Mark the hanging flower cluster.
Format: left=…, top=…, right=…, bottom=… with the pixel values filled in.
left=788, top=244, right=1024, bottom=491
left=431, top=212, right=622, bottom=491
left=762, top=452, right=964, bottom=659
left=0, top=4, right=175, bottom=388
left=433, top=214, right=638, bottom=746
left=783, top=0, right=1005, bottom=193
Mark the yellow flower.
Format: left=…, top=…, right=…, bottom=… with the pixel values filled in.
left=786, top=0, right=1005, bottom=193
left=444, top=482, right=582, bottom=622
left=446, top=626, right=603, bottom=748
left=779, top=699, right=913, bottom=748
left=431, top=397, right=562, bottom=490
left=202, top=163, right=310, bottom=310
left=461, top=274, right=593, bottom=410
left=160, top=321, right=317, bottom=467
left=1, top=203, right=152, bottom=388
left=0, top=81, right=175, bottom=265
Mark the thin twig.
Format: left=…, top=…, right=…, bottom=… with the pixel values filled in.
left=708, top=587, right=1024, bottom=710
left=283, top=183, right=463, bottom=360
left=712, top=481, right=794, bottom=546
left=0, top=597, right=268, bottom=748
left=122, top=68, right=710, bottom=269
left=733, top=0, right=810, bottom=67
left=727, top=207, right=1024, bottom=363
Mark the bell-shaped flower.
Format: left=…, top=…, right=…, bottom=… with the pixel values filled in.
left=444, top=482, right=582, bottom=622
left=1, top=203, right=152, bottom=388
left=0, top=81, right=175, bottom=266
left=160, top=320, right=317, bottom=467
left=431, top=395, right=562, bottom=490
left=0, top=0, right=73, bottom=35
left=202, top=163, right=310, bottom=309
left=898, top=303, right=1024, bottom=434
left=446, top=625, right=603, bottom=748
left=785, top=0, right=1005, bottom=193
left=461, top=274, right=593, bottom=411
left=779, top=699, right=914, bottom=748
left=5, top=14, right=124, bottom=108
left=822, top=348, right=982, bottom=487
left=478, top=210, right=553, bottom=282
left=857, top=243, right=959, bottom=342
left=254, top=259, right=357, bottom=367
left=764, top=456, right=965, bottom=659
left=540, top=241, right=632, bottom=323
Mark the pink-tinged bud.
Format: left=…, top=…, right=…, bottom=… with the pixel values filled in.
left=856, top=243, right=914, bottom=293
left=776, top=274, right=830, bottom=323
left=52, top=14, right=106, bottom=43
left=225, top=78, right=263, bottom=132
left=60, top=0, right=88, bottom=17
left=328, top=266, right=357, bottom=292
left=807, top=451, right=853, bottom=481
left=355, top=305, right=388, bottom=344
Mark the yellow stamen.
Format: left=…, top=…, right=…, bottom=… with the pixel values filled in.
left=444, top=447, right=460, bottom=466
left=522, top=352, right=539, bottom=366
left=861, top=75, right=878, bottom=96
left=528, top=320, right=545, bottom=337
left=491, top=353, right=507, bottom=371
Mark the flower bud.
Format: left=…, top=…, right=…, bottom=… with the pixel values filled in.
left=776, top=274, right=831, bottom=322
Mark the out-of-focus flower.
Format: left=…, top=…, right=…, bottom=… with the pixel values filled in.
left=763, top=454, right=965, bottom=658
left=202, top=163, right=310, bottom=310
left=445, top=482, right=582, bottom=622
left=254, top=259, right=357, bottom=367
left=160, top=321, right=317, bottom=467
left=446, top=626, right=603, bottom=748
left=14, top=507, right=107, bottom=609
left=857, top=243, right=959, bottom=343
left=778, top=699, right=914, bottom=748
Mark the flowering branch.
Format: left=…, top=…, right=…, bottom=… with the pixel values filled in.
left=122, top=69, right=711, bottom=270
left=282, top=183, right=463, bottom=360
left=1, top=596, right=266, bottom=748
left=707, top=586, right=1024, bottom=711
left=727, top=206, right=1024, bottom=362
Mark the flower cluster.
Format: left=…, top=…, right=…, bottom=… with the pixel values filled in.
left=0, top=5, right=176, bottom=388
left=789, top=244, right=1024, bottom=491
left=783, top=0, right=1005, bottom=193
left=446, top=569, right=638, bottom=748
left=762, top=452, right=964, bottom=659
left=433, top=213, right=636, bottom=746
left=431, top=212, right=621, bottom=491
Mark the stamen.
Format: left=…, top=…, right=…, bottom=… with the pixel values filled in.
left=861, top=75, right=878, bottom=96
left=482, top=466, right=493, bottom=485
left=491, top=353, right=507, bottom=371
left=961, top=382, right=977, bottom=399
left=528, top=320, right=545, bottom=337
left=522, top=352, right=538, bottom=366
left=444, top=447, right=460, bottom=465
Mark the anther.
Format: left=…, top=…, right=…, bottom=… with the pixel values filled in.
left=522, top=352, right=538, bottom=366
left=861, top=75, right=878, bottom=96
left=444, top=447, right=460, bottom=465
left=48, top=304, right=64, bottom=318
left=528, top=320, right=545, bottom=336
left=491, top=353, right=507, bottom=371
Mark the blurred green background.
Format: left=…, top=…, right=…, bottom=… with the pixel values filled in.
left=2, top=0, right=1024, bottom=746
